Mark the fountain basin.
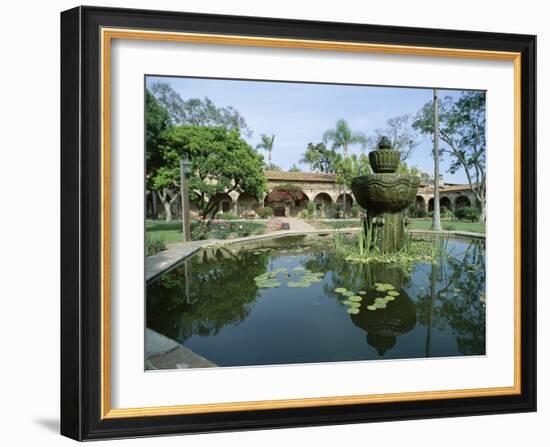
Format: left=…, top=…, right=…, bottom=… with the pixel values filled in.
left=351, top=174, right=420, bottom=213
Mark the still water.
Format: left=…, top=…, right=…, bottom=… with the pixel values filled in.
left=146, top=235, right=486, bottom=368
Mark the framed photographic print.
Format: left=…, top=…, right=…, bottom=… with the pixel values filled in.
left=60, top=6, right=536, bottom=441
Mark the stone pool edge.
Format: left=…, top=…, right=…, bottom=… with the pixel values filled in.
left=145, top=228, right=486, bottom=282
left=145, top=228, right=359, bottom=282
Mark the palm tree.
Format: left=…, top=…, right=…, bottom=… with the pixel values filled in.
left=322, top=119, right=367, bottom=158
left=256, top=134, right=275, bottom=164
left=300, top=146, right=319, bottom=171
left=323, top=119, right=367, bottom=215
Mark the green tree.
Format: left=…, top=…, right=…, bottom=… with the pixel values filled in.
left=264, top=162, right=281, bottom=171
left=322, top=119, right=367, bottom=158
left=413, top=91, right=486, bottom=222
left=335, top=153, right=370, bottom=216
left=370, top=114, right=418, bottom=161
left=155, top=126, right=266, bottom=220
left=288, top=164, right=301, bottom=172
left=300, top=142, right=341, bottom=173
left=150, top=81, right=252, bottom=137
left=335, top=154, right=371, bottom=190
left=256, top=134, right=275, bottom=164
left=145, top=89, right=171, bottom=219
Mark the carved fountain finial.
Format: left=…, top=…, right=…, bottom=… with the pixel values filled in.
left=377, top=135, right=392, bottom=149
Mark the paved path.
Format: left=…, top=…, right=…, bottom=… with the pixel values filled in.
left=281, top=216, right=317, bottom=232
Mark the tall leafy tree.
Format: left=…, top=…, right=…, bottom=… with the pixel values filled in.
left=370, top=114, right=418, bottom=161
left=322, top=118, right=367, bottom=158
left=300, top=142, right=341, bottom=173
left=256, top=134, right=276, bottom=164
left=145, top=89, right=171, bottom=219
left=155, top=126, right=266, bottom=220
left=335, top=154, right=371, bottom=191
left=413, top=91, right=486, bottom=222
left=149, top=81, right=253, bottom=137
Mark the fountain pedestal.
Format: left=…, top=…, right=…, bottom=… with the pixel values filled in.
left=351, top=137, right=420, bottom=253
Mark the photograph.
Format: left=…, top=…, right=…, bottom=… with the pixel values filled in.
left=144, top=76, right=487, bottom=370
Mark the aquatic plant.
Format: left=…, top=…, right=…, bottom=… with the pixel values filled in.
left=331, top=232, right=453, bottom=266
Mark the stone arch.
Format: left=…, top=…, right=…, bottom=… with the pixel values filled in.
left=290, top=192, right=310, bottom=217
left=428, top=198, right=434, bottom=212
left=455, top=195, right=471, bottom=210
left=416, top=195, right=426, bottom=210
left=440, top=196, right=452, bottom=212
left=213, top=192, right=233, bottom=216
left=336, top=193, right=354, bottom=217
left=264, top=185, right=309, bottom=217
left=314, top=192, right=333, bottom=217
left=237, top=192, right=260, bottom=216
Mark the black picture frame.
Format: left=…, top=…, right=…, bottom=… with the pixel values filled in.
left=61, top=5, right=536, bottom=441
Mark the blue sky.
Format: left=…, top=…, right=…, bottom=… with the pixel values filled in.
left=147, top=76, right=480, bottom=184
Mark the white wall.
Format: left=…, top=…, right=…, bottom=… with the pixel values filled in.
left=0, top=0, right=545, bottom=445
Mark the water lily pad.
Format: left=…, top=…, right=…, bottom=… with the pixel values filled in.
left=374, top=297, right=387, bottom=303
left=387, top=291, right=399, bottom=297
left=367, top=305, right=377, bottom=311
left=256, top=280, right=280, bottom=288
left=343, top=291, right=355, bottom=297
left=334, top=287, right=348, bottom=294
left=343, top=300, right=353, bottom=306
left=385, top=295, right=395, bottom=301
left=374, top=302, right=387, bottom=309
left=304, top=277, right=322, bottom=284
left=287, top=281, right=310, bottom=288
left=347, top=308, right=360, bottom=315
left=453, top=288, right=461, bottom=292
left=349, top=302, right=361, bottom=308
left=358, top=291, right=367, bottom=295
left=348, top=295, right=362, bottom=302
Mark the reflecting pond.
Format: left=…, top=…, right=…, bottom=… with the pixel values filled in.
left=146, top=235, right=486, bottom=368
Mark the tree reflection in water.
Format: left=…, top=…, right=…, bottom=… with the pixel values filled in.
left=146, top=235, right=486, bottom=367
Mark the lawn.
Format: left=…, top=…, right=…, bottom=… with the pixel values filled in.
left=146, top=219, right=267, bottom=244
left=409, top=218, right=485, bottom=234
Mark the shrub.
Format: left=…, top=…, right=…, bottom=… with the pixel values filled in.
left=236, top=224, right=251, bottom=237
left=300, top=202, right=317, bottom=219
left=440, top=206, right=454, bottom=218
left=217, top=212, right=238, bottom=220
left=351, top=203, right=361, bottom=218
left=239, top=210, right=256, bottom=219
left=257, top=207, right=274, bottom=219
left=146, top=237, right=166, bottom=256
left=455, top=207, right=480, bottom=222
left=415, top=208, right=427, bottom=218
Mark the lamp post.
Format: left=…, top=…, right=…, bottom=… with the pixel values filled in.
left=180, top=157, right=192, bottom=242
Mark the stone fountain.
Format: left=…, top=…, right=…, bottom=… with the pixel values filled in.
left=351, top=136, right=420, bottom=253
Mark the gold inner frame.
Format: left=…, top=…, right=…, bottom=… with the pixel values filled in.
left=100, top=27, right=522, bottom=419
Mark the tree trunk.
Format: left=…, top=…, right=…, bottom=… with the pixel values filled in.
left=162, top=201, right=172, bottom=222
left=432, top=89, right=442, bottom=231
left=152, top=190, right=158, bottom=219
left=157, top=187, right=179, bottom=222
left=478, top=196, right=486, bottom=224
